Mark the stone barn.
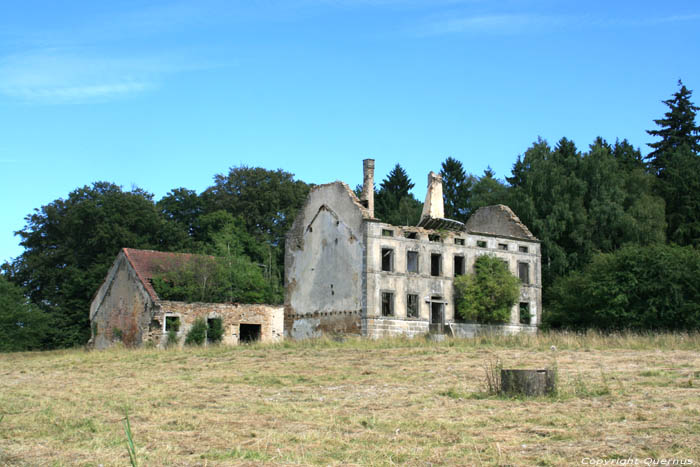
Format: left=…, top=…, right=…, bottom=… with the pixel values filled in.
left=89, top=248, right=283, bottom=349
left=284, top=159, right=542, bottom=339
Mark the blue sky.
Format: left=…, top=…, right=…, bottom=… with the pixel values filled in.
left=1, top=0, right=699, bottom=263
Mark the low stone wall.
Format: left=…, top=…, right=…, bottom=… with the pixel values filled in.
left=362, top=318, right=537, bottom=339
left=449, top=322, right=537, bottom=338
left=363, top=318, right=429, bottom=338
left=153, top=301, right=284, bottom=348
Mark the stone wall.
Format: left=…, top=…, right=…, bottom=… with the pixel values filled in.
left=284, top=182, right=368, bottom=339
left=450, top=322, right=538, bottom=338
left=364, top=221, right=542, bottom=328
left=153, top=301, right=283, bottom=348
left=90, top=253, right=155, bottom=349
left=363, top=317, right=429, bottom=338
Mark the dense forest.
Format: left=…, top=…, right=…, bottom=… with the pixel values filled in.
left=2, top=81, right=699, bottom=351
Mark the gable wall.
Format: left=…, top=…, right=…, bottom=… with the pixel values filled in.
left=284, top=183, right=366, bottom=338
left=90, top=254, right=155, bottom=349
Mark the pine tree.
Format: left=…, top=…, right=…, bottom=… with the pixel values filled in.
left=374, top=164, right=422, bottom=225
left=439, top=157, right=472, bottom=222
left=646, top=80, right=700, bottom=176
left=646, top=80, right=700, bottom=245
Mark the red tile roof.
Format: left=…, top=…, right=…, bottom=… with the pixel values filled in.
left=122, top=248, right=208, bottom=302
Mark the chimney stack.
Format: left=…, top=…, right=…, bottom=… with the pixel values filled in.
left=420, top=171, right=445, bottom=220
left=361, top=159, right=375, bottom=218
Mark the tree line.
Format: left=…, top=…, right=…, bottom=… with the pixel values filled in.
left=2, top=81, right=699, bottom=351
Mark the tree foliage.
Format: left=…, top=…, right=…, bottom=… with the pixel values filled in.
left=0, top=275, right=52, bottom=352
left=374, top=164, right=423, bottom=225
left=185, top=318, right=207, bottom=345
left=439, top=157, right=472, bottom=222
left=646, top=80, right=700, bottom=246
left=454, top=255, right=520, bottom=324
left=646, top=80, right=700, bottom=175
left=6, top=182, right=187, bottom=348
left=546, top=244, right=700, bottom=331
left=507, top=137, right=666, bottom=292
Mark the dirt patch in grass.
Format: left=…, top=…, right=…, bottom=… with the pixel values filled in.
left=0, top=333, right=698, bottom=465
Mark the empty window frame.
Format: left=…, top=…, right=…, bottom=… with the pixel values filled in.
left=454, top=238, right=465, bottom=245
left=519, top=245, right=529, bottom=253
left=381, top=248, right=394, bottom=272
left=406, top=294, right=419, bottom=318
left=381, top=292, right=394, bottom=317
left=518, top=262, right=530, bottom=284
left=453, top=255, right=465, bottom=277
left=165, top=316, right=180, bottom=332
left=477, top=240, right=487, bottom=248
left=406, top=251, right=419, bottom=274
left=404, top=231, right=418, bottom=239
left=519, top=302, right=531, bottom=324
left=498, top=243, right=508, bottom=251
left=382, top=229, right=394, bottom=237
left=431, top=253, right=442, bottom=276
left=428, top=234, right=442, bottom=242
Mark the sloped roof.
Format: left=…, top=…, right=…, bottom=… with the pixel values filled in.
left=465, top=205, right=537, bottom=241
left=122, top=248, right=207, bottom=302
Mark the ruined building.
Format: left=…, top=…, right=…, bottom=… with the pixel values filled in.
left=285, top=159, right=541, bottom=339
left=89, top=248, right=283, bottom=349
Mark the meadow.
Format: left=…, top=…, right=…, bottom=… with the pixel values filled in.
left=1, top=332, right=699, bottom=466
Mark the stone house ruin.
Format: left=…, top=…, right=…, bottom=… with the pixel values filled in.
left=285, top=159, right=542, bottom=339
left=89, top=248, right=283, bottom=349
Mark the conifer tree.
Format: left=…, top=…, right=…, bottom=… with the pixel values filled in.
left=646, top=79, right=700, bottom=176
left=646, top=80, right=700, bottom=245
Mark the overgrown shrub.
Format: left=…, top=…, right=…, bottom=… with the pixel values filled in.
left=165, top=329, right=179, bottom=348
left=207, top=318, right=223, bottom=343
left=546, top=244, right=700, bottom=330
left=185, top=318, right=207, bottom=345
left=454, top=255, right=520, bottom=323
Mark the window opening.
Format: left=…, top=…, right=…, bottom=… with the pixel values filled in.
left=477, top=240, right=487, bottom=248
left=454, top=238, right=465, bottom=245
left=382, top=229, right=394, bottom=237
left=165, top=316, right=180, bottom=332
left=518, top=262, right=530, bottom=284
left=239, top=323, right=261, bottom=342
left=431, top=254, right=441, bottom=276
left=519, top=303, right=531, bottom=324
left=381, top=292, right=394, bottom=317
left=454, top=256, right=465, bottom=276
left=381, top=248, right=394, bottom=272
left=406, top=251, right=419, bottom=273
left=498, top=243, right=508, bottom=250
left=519, top=245, right=529, bottom=253
left=407, top=294, right=419, bottom=318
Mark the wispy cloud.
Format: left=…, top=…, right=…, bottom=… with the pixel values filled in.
left=416, top=13, right=566, bottom=36
left=610, top=13, right=700, bottom=27
left=0, top=49, right=192, bottom=104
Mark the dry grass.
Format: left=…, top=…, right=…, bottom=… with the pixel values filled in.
left=1, top=332, right=699, bottom=466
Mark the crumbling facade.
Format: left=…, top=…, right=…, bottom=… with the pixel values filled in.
left=89, top=248, right=283, bottom=349
left=285, top=160, right=542, bottom=339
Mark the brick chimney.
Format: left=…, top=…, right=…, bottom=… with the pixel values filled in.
left=361, top=159, right=375, bottom=217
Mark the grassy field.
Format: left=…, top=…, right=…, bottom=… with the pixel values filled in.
left=1, top=332, right=699, bottom=466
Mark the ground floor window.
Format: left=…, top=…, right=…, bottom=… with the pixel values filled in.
left=406, top=294, right=419, bottom=318
left=381, top=291, right=394, bottom=317
left=165, top=316, right=180, bottom=332
left=519, top=302, right=531, bottom=324
left=239, top=323, right=261, bottom=342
